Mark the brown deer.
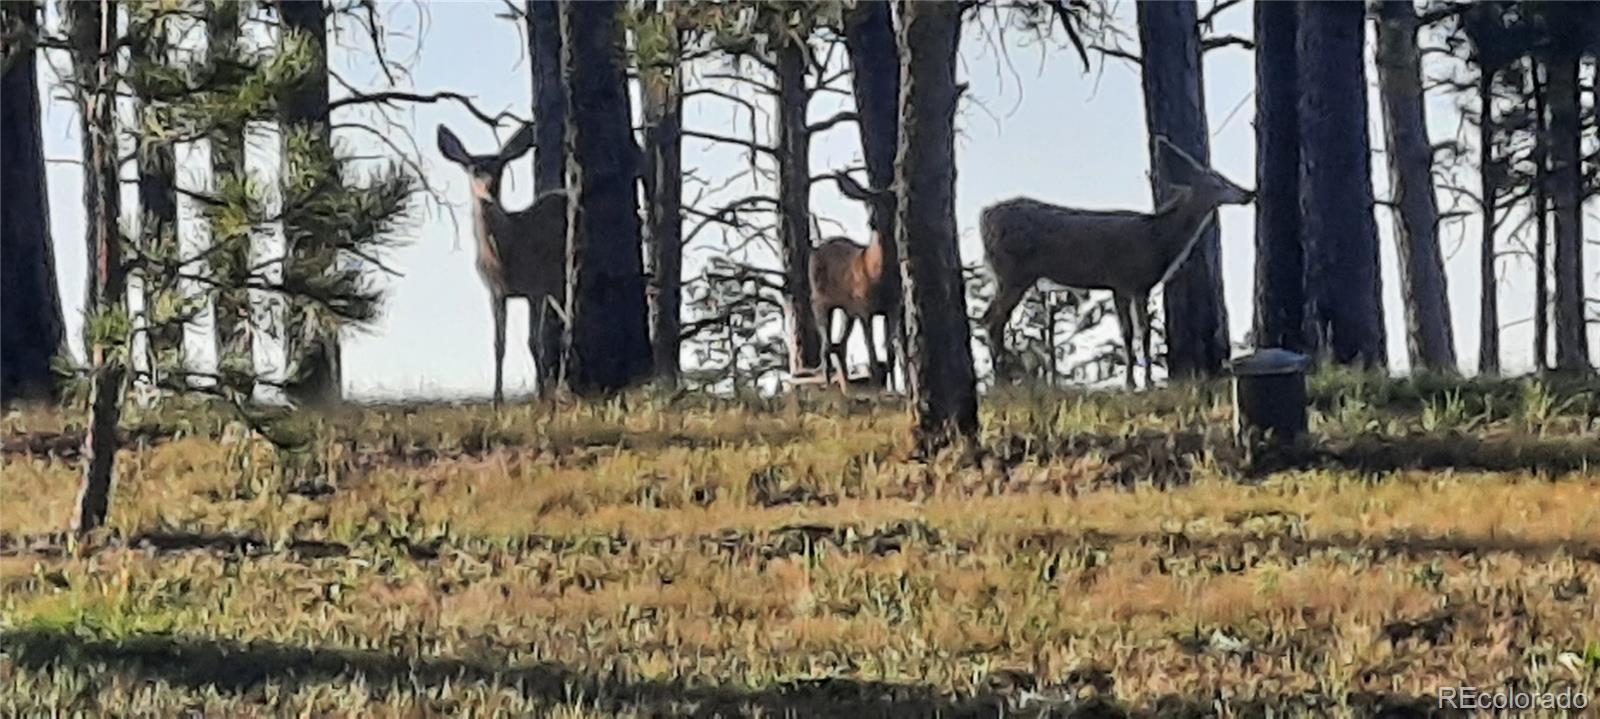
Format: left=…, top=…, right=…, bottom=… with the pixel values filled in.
left=437, top=124, right=568, bottom=406
left=980, top=136, right=1253, bottom=390
left=808, top=172, right=902, bottom=392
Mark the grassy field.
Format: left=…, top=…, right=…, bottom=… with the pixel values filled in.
left=2, top=371, right=1599, bottom=717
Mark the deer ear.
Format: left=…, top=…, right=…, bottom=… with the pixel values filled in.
left=437, top=126, right=471, bottom=165
left=498, top=124, right=537, bottom=162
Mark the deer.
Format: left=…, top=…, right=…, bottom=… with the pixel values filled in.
left=808, top=172, right=904, bottom=393
left=437, top=123, right=569, bottom=407
left=980, top=136, right=1254, bottom=390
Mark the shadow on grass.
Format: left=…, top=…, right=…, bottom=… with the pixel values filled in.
left=0, top=628, right=1007, bottom=718
left=0, top=629, right=1476, bottom=718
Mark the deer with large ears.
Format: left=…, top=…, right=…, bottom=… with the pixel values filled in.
left=980, top=136, right=1254, bottom=390
left=809, top=172, right=903, bottom=392
left=437, top=123, right=569, bottom=406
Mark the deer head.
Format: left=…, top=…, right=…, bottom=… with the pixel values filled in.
left=437, top=124, right=537, bottom=202
left=1153, top=135, right=1254, bottom=207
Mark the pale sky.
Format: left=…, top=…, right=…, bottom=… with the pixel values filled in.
left=34, top=1, right=1600, bottom=400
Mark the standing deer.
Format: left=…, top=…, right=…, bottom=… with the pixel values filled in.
left=437, top=124, right=568, bottom=406
left=809, top=172, right=902, bottom=392
left=980, top=137, right=1253, bottom=390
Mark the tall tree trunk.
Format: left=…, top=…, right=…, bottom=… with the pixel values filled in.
left=896, top=0, right=978, bottom=451
left=1547, top=49, right=1588, bottom=371
left=1475, top=65, right=1499, bottom=376
left=641, top=16, right=683, bottom=387
left=775, top=32, right=821, bottom=373
left=558, top=0, right=652, bottom=394
left=132, top=15, right=182, bottom=384
left=278, top=0, right=341, bottom=404
left=1531, top=55, right=1549, bottom=373
left=70, top=0, right=126, bottom=534
left=1375, top=0, right=1456, bottom=373
left=844, top=0, right=901, bottom=375
left=208, top=4, right=253, bottom=389
left=528, top=0, right=566, bottom=193
left=0, top=0, right=66, bottom=406
left=1251, top=0, right=1308, bottom=354
left=527, top=0, right=565, bottom=392
left=844, top=0, right=899, bottom=251
left=1297, top=0, right=1387, bottom=369
left=1137, top=0, right=1229, bottom=380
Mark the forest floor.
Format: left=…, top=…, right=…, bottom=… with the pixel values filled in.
left=2, top=370, right=1599, bottom=717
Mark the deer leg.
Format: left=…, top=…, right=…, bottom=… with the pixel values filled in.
left=835, top=315, right=860, bottom=394
left=812, top=301, right=835, bottom=382
left=530, top=297, right=560, bottom=397
left=862, top=314, right=883, bottom=388
left=983, top=281, right=1028, bottom=383
left=492, top=295, right=508, bottom=407
left=1113, top=292, right=1136, bottom=391
left=1133, top=291, right=1153, bottom=390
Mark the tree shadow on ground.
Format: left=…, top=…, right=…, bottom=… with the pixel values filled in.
left=0, top=629, right=1480, bottom=718
left=0, top=628, right=993, bottom=718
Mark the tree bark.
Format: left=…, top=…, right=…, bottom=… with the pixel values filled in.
left=69, top=0, right=126, bottom=534
left=1475, top=65, right=1500, bottom=376
left=1136, top=0, right=1229, bottom=380
left=129, top=13, right=182, bottom=383
left=896, top=0, right=978, bottom=451
left=527, top=0, right=566, bottom=392
left=558, top=0, right=652, bottom=395
left=641, top=16, right=683, bottom=387
left=776, top=31, right=822, bottom=373
left=844, top=0, right=901, bottom=372
left=844, top=0, right=899, bottom=247
left=1296, top=0, right=1387, bottom=369
left=0, top=0, right=66, bottom=406
left=1251, top=0, right=1308, bottom=354
left=208, top=5, right=253, bottom=388
left=1531, top=56, right=1549, bottom=373
left=1546, top=49, right=1588, bottom=372
left=278, top=0, right=341, bottom=404
left=1375, top=0, right=1456, bottom=373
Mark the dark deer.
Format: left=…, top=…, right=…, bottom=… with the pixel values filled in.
left=808, top=172, right=902, bottom=392
left=980, top=136, right=1253, bottom=390
left=437, top=124, right=568, bottom=406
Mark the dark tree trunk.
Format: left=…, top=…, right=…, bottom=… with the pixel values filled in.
left=776, top=32, right=821, bottom=373
left=558, top=0, right=652, bottom=394
left=1476, top=66, right=1500, bottom=376
left=896, top=0, right=978, bottom=451
left=1546, top=49, right=1588, bottom=371
left=0, top=0, right=65, bottom=406
left=527, top=0, right=566, bottom=392
left=1296, top=0, right=1387, bottom=369
left=528, top=0, right=566, bottom=193
left=69, top=0, right=126, bottom=533
left=1137, top=0, right=1229, bottom=380
left=208, top=5, right=253, bottom=387
left=1251, top=0, right=1308, bottom=354
left=135, top=38, right=182, bottom=381
left=641, top=18, right=683, bottom=387
left=1531, top=56, right=1549, bottom=373
left=1375, top=0, right=1456, bottom=373
left=278, top=0, right=341, bottom=404
left=844, top=0, right=901, bottom=371
left=844, top=0, right=899, bottom=246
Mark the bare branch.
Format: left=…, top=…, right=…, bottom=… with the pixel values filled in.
left=682, top=129, right=776, bottom=156
left=1201, top=35, right=1255, bottom=53
left=807, top=110, right=858, bottom=134
left=1197, top=0, right=1244, bottom=31
left=329, top=90, right=526, bottom=128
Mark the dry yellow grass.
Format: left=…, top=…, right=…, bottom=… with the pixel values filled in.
left=2, top=374, right=1598, bottom=716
